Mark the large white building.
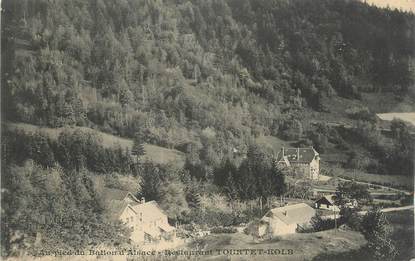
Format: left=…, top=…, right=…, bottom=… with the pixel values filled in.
left=276, top=147, right=320, bottom=180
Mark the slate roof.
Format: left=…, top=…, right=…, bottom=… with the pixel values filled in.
left=101, top=188, right=173, bottom=231
left=106, top=200, right=131, bottom=220
left=131, top=201, right=166, bottom=220
left=276, top=147, right=318, bottom=164
left=101, top=187, right=140, bottom=203
left=101, top=187, right=140, bottom=220
left=262, top=203, right=316, bottom=225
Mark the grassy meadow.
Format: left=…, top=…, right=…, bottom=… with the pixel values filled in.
left=186, top=229, right=366, bottom=261
left=4, top=122, right=185, bottom=167
left=323, top=166, right=413, bottom=191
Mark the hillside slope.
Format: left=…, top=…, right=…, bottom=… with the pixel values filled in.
left=5, top=122, right=185, bottom=167
left=2, top=0, right=414, bottom=176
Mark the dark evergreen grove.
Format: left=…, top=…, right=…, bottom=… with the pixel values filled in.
left=1, top=0, right=414, bottom=255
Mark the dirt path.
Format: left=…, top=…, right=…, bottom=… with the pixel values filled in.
left=337, top=177, right=411, bottom=195
left=358, top=205, right=414, bottom=215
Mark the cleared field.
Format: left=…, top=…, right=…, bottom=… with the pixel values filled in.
left=326, top=166, right=413, bottom=191
left=5, top=122, right=134, bottom=148
left=377, top=112, right=415, bottom=126
left=187, top=230, right=365, bottom=261
left=5, top=122, right=185, bottom=167
left=255, top=135, right=291, bottom=155
left=141, top=144, right=185, bottom=167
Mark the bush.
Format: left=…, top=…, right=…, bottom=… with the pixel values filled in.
left=310, top=214, right=336, bottom=232
left=345, top=107, right=376, bottom=123
left=181, top=208, right=236, bottom=227
left=210, top=226, right=237, bottom=234
left=340, top=208, right=361, bottom=230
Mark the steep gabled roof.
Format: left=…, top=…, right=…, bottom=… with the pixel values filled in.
left=315, top=194, right=336, bottom=205
left=105, top=200, right=131, bottom=220
left=101, top=187, right=173, bottom=232
left=262, top=203, right=315, bottom=225
left=101, top=187, right=140, bottom=220
left=276, top=147, right=318, bottom=164
left=101, top=187, right=140, bottom=203
left=131, top=200, right=166, bottom=220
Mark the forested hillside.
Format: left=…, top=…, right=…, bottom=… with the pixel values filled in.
left=3, top=0, right=414, bottom=174
left=1, top=0, right=414, bottom=255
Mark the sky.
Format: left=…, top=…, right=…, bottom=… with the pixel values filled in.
left=361, top=0, right=415, bottom=12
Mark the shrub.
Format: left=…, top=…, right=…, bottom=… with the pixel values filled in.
left=181, top=208, right=236, bottom=227
left=345, top=107, right=376, bottom=123
left=210, top=226, right=237, bottom=234
left=340, top=208, right=361, bottom=230
left=310, top=214, right=336, bottom=232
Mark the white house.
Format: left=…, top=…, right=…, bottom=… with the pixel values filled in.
left=102, top=188, right=176, bottom=244
left=257, top=203, right=316, bottom=237
left=276, top=147, right=320, bottom=180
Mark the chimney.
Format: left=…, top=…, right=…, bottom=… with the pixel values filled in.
left=282, top=147, right=285, bottom=157
left=297, top=148, right=300, bottom=161
left=283, top=211, right=287, bottom=216
left=141, top=197, right=145, bottom=204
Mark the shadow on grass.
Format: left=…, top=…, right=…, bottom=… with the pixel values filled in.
left=188, top=234, right=233, bottom=250
left=312, top=248, right=371, bottom=261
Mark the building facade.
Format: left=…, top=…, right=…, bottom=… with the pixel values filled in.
left=276, top=147, right=320, bottom=180
left=102, top=188, right=176, bottom=244
left=257, top=203, right=316, bottom=237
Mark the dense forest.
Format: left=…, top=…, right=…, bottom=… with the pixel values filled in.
left=1, top=0, right=414, bottom=255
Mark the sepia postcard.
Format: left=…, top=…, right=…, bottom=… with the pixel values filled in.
left=1, top=0, right=414, bottom=260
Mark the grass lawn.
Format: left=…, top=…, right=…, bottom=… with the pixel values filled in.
left=186, top=230, right=365, bottom=261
